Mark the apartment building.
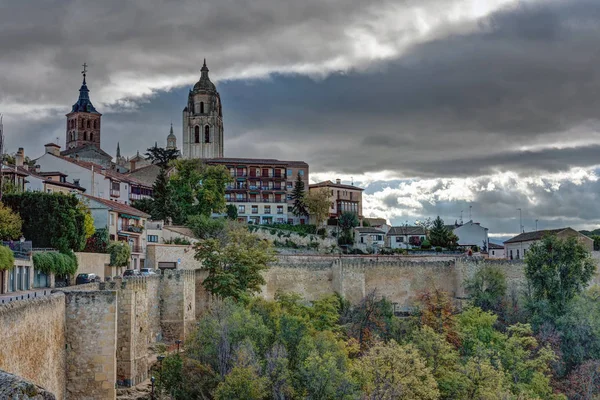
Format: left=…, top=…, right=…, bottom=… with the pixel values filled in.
left=206, top=158, right=309, bottom=225
left=309, top=179, right=364, bottom=221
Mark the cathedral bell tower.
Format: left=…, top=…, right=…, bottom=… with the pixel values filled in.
left=182, top=59, right=224, bottom=159
left=65, top=64, right=102, bottom=150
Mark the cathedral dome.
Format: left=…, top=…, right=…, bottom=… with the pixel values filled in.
left=192, top=59, right=216, bottom=93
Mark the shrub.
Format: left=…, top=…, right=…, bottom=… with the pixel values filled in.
left=435, top=246, right=443, bottom=252
left=421, top=240, right=432, bottom=250
left=0, top=245, right=14, bottom=271
left=260, top=223, right=317, bottom=235
left=107, top=242, right=131, bottom=267
left=84, top=228, right=109, bottom=253
left=165, top=237, right=192, bottom=245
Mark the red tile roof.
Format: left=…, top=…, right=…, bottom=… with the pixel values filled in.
left=55, top=155, right=151, bottom=187
left=82, top=194, right=150, bottom=218
left=309, top=180, right=364, bottom=191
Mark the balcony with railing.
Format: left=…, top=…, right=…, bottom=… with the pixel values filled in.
left=110, top=189, right=120, bottom=197
left=130, top=245, right=144, bottom=254
left=2, top=240, right=32, bottom=260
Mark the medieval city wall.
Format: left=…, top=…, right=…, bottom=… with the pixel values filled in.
left=0, top=293, right=66, bottom=400
left=160, top=270, right=196, bottom=342
left=63, top=290, right=118, bottom=400
left=260, top=256, right=529, bottom=308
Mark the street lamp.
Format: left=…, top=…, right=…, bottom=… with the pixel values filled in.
left=150, top=376, right=155, bottom=400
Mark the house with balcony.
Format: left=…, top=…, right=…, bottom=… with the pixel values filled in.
left=309, top=179, right=364, bottom=223
left=206, top=158, right=309, bottom=225
left=82, top=195, right=150, bottom=269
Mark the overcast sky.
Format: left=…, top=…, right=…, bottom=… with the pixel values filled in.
left=2, top=0, right=600, bottom=238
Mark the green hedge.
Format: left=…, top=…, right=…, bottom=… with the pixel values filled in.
left=0, top=246, right=14, bottom=271
left=108, top=242, right=131, bottom=267
left=3, top=192, right=87, bottom=252
left=32, top=251, right=78, bottom=275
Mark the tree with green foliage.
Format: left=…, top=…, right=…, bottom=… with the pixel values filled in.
left=0, top=245, right=14, bottom=270
left=152, top=166, right=174, bottom=222
left=169, top=160, right=232, bottom=224
left=145, top=145, right=179, bottom=168
left=215, top=366, right=269, bottom=400
left=464, top=265, right=507, bottom=313
left=353, top=341, right=440, bottom=400
left=195, top=165, right=231, bottom=217
left=429, top=216, right=449, bottom=247
left=84, top=228, right=109, bottom=253
left=338, top=212, right=359, bottom=246
left=195, top=224, right=275, bottom=302
left=296, top=331, right=357, bottom=399
left=3, top=192, right=87, bottom=252
left=130, top=198, right=154, bottom=216
left=226, top=204, right=238, bottom=220
left=525, top=234, right=595, bottom=318
left=187, top=215, right=227, bottom=241
left=107, top=241, right=131, bottom=267
left=0, top=202, right=22, bottom=240
left=291, top=173, right=308, bottom=218
left=305, top=188, right=330, bottom=227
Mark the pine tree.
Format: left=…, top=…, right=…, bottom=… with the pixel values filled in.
left=291, top=173, right=308, bottom=218
left=152, top=167, right=173, bottom=222
left=429, top=216, right=449, bottom=247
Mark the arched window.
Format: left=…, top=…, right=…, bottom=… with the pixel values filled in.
left=87, top=120, right=91, bottom=128
left=93, top=120, right=97, bottom=129
left=84, top=132, right=88, bottom=141
left=204, top=125, right=210, bottom=143
left=90, top=132, right=94, bottom=141
left=194, top=126, right=200, bottom=143
left=200, top=102, right=204, bottom=114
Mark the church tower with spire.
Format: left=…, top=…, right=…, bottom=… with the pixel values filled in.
left=182, top=59, right=224, bottom=159
left=65, top=63, right=102, bottom=150
left=167, top=123, right=177, bottom=150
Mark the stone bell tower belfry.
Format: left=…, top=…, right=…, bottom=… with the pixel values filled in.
left=182, top=59, right=224, bottom=159
left=65, top=63, right=102, bottom=150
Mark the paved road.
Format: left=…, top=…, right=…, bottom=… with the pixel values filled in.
left=0, top=288, right=54, bottom=305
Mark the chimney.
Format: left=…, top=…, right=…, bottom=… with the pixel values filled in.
left=336, top=178, right=341, bottom=185
left=44, top=143, right=61, bottom=156
left=15, top=147, right=24, bottom=167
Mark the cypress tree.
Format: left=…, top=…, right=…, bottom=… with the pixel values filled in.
left=291, top=173, right=308, bottom=218
left=429, top=216, right=449, bottom=247
left=152, top=167, right=173, bottom=222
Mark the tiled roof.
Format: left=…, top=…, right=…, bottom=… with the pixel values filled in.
left=37, top=171, right=68, bottom=177
left=387, top=226, right=426, bottom=236
left=61, top=144, right=112, bottom=159
left=355, top=227, right=386, bottom=234
left=488, top=242, right=504, bottom=249
left=504, top=228, right=568, bottom=244
left=164, top=225, right=197, bottom=238
left=56, top=154, right=151, bottom=188
left=82, top=195, right=150, bottom=218
left=206, top=157, right=289, bottom=166
left=309, top=180, right=364, bottom=191
left=16, top=167, right=85, bottom=191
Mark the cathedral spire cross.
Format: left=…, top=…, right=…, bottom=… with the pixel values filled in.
left=81, top=62, right=88, bottom=83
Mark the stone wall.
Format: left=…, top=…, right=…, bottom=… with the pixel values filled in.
left=0, top=369, right=56, bottom=399
left=260, top=255, right=529, bottom=309
left=251, top=226, right=337, bottom=251
left=194, top=269, right=213, bottom=318
left=74, top=252, right=111, bottom=280
left=0, top=293, right=66, bottom=399
left=64, top=290, right=118, bottom=400
left=146, top=244, right=199, bottom=270
left=160, top=270, right=196, bottom=342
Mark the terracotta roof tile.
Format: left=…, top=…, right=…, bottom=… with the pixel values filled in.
left=82, top=194, right=150, bottom=218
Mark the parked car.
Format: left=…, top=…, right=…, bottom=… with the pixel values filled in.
left=75, top=273, right=97, bottom=285
left=140, top=268, right=157, bottom=276
left=123, top=269, right=139, bottom=277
